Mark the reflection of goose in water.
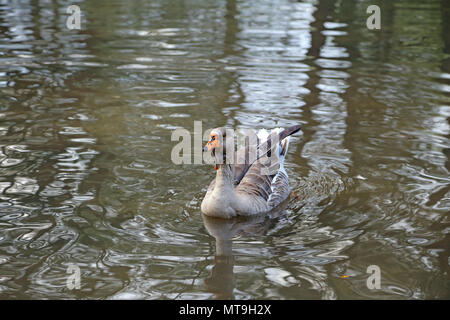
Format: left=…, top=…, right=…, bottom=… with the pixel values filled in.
left=202, top=203, right=288, bottom=299
left=201, top=126, right=301, bottom=218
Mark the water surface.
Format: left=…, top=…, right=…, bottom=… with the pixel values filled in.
left=0, top=0, right=449, bottom=299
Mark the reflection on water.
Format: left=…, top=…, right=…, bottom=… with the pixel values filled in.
left=0, top=0, right=449, bottom=299
left=203, top=204, right=289, bottom=299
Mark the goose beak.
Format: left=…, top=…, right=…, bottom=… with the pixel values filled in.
left=203, top=136, right=219, bottom=153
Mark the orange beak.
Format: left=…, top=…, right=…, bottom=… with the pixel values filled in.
left=203, top=135, right=220, bottom=152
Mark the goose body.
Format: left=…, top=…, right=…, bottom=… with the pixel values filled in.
left=201, top=125, right=301, bottom=218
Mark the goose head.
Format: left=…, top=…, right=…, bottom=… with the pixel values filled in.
left=203, top=127, right=233, bottom=170
left=203, top=127, right=225, bottom=153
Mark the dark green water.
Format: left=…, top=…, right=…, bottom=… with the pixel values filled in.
left=0, top=0, right=449, bottom=299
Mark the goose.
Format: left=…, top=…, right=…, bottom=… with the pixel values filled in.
left=201, top=125, right=301, bottom=218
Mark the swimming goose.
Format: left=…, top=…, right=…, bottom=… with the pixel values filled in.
left=201, top=125, right=301, bottom=218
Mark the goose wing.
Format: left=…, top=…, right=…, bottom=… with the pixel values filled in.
left=234, top=125, right=300, bottom=185
left=235, top=126, right=297, bottom=209
left=234, top=154, right=276, bottom=202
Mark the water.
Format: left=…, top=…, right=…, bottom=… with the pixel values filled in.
left=0, top=0, right=449, bottom=299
